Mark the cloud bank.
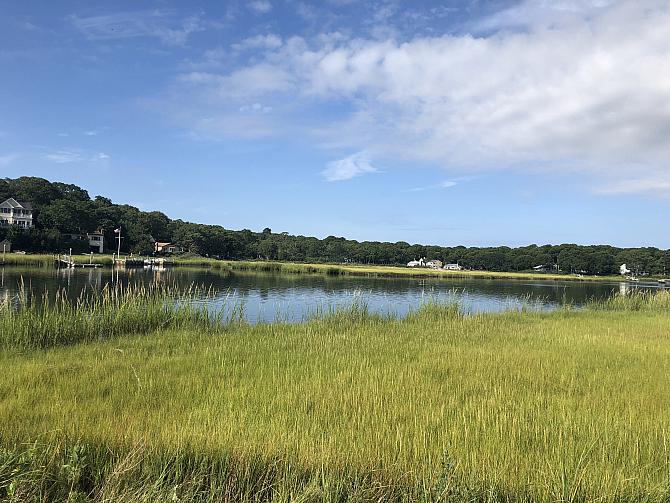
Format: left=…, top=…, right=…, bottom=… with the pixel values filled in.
left=171, top=0, right=670, bottom=193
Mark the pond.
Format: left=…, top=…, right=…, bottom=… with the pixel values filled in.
left=0, top=266, right=665, bottom=323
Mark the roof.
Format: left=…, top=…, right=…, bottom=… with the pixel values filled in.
left=0, top=198, right=33, bottom=209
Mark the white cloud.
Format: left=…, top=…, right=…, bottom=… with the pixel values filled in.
left=596, top=174, right=670, bottom=196
left=83, top=130, right=99, bottom=136
left=43, top=149, right=110, bottom=163
left=69, top=10, right=203, bottom=45
left=248, top=1, right=273, bottom=14
left=409, top=180, right=459, bottom=192
left=322, top=152, right=377, bottom=181
left=167, top=0, right=670, bottom=196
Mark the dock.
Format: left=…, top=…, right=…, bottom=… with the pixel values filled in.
left=55, top=256, right=103, bottom=268
left=144, top=257, right=174, bottom=268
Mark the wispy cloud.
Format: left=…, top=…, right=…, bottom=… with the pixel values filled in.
left=83, top=130, right=99, bottom=136
left=43, top=149, right=111, bottom=164
left=232, top=34, right=282, bottom=52
left=68, top=10, right=203, bottom=45
left=409, top=180, right=458, bottom=192
left=322, top=152, right=377, bottom=182
left=248, top=1, right=273, bottom=14
left=596, top=174, right=670, bottom=197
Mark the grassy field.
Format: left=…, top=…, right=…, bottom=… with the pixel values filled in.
left=1, top=290, right=669, bottom=501
left=177, top=257, right=628, bottom=283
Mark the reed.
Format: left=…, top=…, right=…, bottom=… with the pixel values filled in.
left=0, top=254, right=116, bottom=268
left=0, top=282, right=240, bottom=350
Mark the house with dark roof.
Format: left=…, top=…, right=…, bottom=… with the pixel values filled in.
left=0, top=198, right=34, bottom=228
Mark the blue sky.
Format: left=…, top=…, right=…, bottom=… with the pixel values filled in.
left=1, top=0, right=669, bottom=248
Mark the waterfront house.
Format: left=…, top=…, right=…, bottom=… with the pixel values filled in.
left=407, top=258, right=425, bottom=268
left=533, top=264, right=559, bottom=273
left=443, top=263, right=462, bottom=271
left=0, top=198, right=34, bottom=228
left=426, top=259, right=443, bottom=269
left=64, top=230, right=105, bottom=253
left=155, top=242, right=183, bottom=254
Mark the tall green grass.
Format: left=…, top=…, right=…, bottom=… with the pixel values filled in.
left=589, top=288, right=670, bottom=311
left=0, top=254, right=116, bottom=268
left=1, top=291, right=669, bottom=501
left=0, top=282, right=243, bottom=350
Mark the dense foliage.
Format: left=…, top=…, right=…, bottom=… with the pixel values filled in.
left=2, top=176, right=669, bottom=275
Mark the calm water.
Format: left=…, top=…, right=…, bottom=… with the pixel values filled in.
left=0, top=267, right=666, bottom=323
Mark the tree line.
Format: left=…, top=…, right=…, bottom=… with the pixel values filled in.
left=1, top=176, right=669, bottom=276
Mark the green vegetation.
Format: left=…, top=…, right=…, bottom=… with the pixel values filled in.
left=3, top=176, right=670, bottom=276
left=1, top=290, right=669, bottom=501
left=0, top=283, right=242, bottom=351
left=0, top=253, right=116, bottom=268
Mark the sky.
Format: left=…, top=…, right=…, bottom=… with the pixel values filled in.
left=1, top=0, right=669, bottom=248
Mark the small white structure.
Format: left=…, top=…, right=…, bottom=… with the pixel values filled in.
left=88, top=231, right=104, bottom=253
left=407, top=257, right=426, bottom=268
left=0, top=198, right=33, bottom=228
left=620, top=263, right=631, bottom=275
left=443, top=263, right=462, bottom=271
left=155, top=242, right=184, bottom=254
left=0, top=239, right=11, bottom=253
left=64, top=231, right=105, bottom=253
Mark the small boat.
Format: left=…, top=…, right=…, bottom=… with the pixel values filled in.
left=658, top=279, right=667, bottom=284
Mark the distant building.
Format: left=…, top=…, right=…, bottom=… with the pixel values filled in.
left=426, top=259, right=443, bottom=269
left=155, top=242, right=183, bottom=254
left=443, top=263, right=462, bottom=271
left=0, top=198, right=34, bottom=228
left=0, top=239, right=11, bottom=253
left=533, top=264, right=559, bottom=273
left=88, top=231, right=104, bottom=253
left=64, top=231, right=105, bottom=253
left=620, top=263, right=631, bottom=275
left=407, top=258, right=425, bottom=268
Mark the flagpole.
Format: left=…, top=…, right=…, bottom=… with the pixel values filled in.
left=116, top=226, right=122, bottom=258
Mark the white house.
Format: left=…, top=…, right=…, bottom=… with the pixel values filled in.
left=0, top=198, right=33, bottom=228
left=407, top=258, right=425, bottom=268
left=87, top=231, right=104, bottom=253
left=155, top=242, right=184, bottom=254
left=63, top=230, right=105, bottom=253
left=620, top=263, right=631, bottom=275
left=426, top=259, right=443, bottom=269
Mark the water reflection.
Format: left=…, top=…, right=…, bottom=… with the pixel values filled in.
left=0, top=267, right=666, bottom=323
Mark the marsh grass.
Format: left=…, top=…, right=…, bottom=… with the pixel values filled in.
left=589, top=288, right=670, bottom=311
left=0, top=282, right=241, bottom=350
left=0, top=254, right=116, bottom=268
left=1, top=290, right=670, bottom=501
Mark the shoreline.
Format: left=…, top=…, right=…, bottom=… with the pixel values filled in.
left=0, top=253, right=652, bottom=283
